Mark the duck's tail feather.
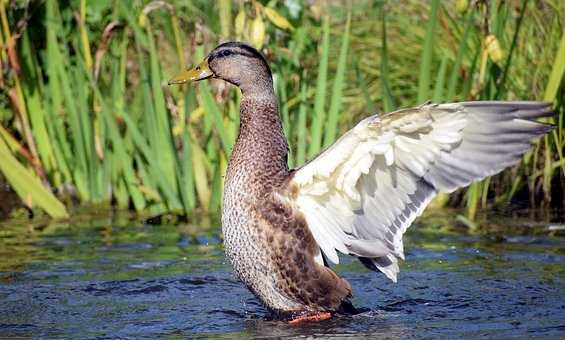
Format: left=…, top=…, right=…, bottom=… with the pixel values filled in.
left=337, top=299, right=360, bottom=315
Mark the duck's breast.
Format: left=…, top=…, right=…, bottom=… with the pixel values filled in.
left=222, top=165, right=304, bottom=312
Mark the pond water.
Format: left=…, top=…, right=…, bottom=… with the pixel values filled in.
left=0, top=210, right=564, bottom=338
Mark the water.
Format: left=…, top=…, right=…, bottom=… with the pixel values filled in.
left=1, top=211, right=564, bottom=338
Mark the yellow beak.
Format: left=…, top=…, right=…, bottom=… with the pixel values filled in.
left=168, top=59, right=213, bottom=85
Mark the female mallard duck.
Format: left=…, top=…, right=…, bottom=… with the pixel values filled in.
left=169, top=42, right=553, bottom=323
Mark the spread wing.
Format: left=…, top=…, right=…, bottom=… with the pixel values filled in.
left=288, top=101, right=553, bottom=282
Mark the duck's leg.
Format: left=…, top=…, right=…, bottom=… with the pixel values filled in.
left=288, top=311, right=332, bottom=325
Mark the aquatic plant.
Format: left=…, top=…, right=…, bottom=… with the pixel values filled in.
left=0, top=0, right=562, bottom=219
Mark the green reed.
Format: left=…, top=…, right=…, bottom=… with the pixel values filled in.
left=0, top=0, right=562, bottom=221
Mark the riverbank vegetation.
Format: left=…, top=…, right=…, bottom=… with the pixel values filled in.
left=0, top=0, right=563, bottom=221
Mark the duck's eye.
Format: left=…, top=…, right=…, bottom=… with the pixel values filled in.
left=222, top=50, right=233, bottom=57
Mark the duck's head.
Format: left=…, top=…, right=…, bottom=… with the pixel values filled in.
left=168, top=42, right=272, bottom=94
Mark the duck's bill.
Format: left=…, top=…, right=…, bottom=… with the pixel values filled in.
left=168, top=60, right=213, bottom=85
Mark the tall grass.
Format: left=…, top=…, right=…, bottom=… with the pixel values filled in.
left=0, top=0, right=563, bottom=220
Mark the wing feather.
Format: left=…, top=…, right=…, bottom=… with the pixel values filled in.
left=289, top=101, right=553, bottom=281
left=291, top=102, right=551, bottom=281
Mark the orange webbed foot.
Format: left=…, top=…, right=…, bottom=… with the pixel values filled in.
left=288, top=312, right=332, bottom=325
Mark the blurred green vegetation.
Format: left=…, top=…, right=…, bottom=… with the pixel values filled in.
left=0, top=0, right=563, bottom=221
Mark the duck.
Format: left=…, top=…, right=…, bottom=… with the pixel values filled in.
left=168, top=41, right=553, bottom=323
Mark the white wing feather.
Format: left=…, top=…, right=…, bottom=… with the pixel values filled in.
left=289, top=102, right=552, bottom=282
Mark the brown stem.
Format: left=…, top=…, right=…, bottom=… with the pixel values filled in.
left=7, top=88, right=46, bottom=180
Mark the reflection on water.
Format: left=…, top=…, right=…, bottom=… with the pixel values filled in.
left=0, top=210, right=564, bottom=338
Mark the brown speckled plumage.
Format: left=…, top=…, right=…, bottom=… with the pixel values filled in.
left=171, top=41, right=555, bottom=321
left=206, top=42, right=352, bottom=317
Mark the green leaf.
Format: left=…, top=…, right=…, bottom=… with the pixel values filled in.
left=323, top=13, right=351, bottom=147
left=0, top=136, right=68, bottom=218
left=308, top=16, right=330, bottom=158
left=417, top=0, right=440, bottom=103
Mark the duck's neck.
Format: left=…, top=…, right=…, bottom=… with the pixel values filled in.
left=229, top=88, right=289, bottom=189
